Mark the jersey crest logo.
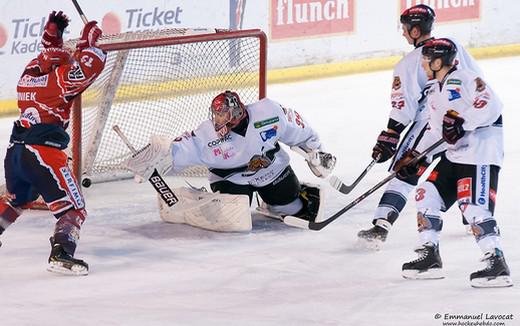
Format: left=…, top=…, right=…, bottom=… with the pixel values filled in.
left=392, top=76, right=401, bottom=90
left=475, top=77, right=487, bottom=92
left=247, top=154, right=272, bottom=172
left=68, top=65, right=86, bottom=81
left=254, top=117, right=279, bottom=128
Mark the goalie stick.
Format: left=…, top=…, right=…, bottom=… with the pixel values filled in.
left=329, top=155, right=379, bottom=195
left=284, top=139, right=445, bottom=231
left=71, top=0, right=89, bottom=24
left=112, top=125, right=179, bottom=207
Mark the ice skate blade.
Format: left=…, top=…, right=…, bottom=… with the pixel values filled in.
left=470, top=275, right=513, bottom=288
left=402, top=268, right=444, bottom=280
left=47, top=261, right=88, bottom=276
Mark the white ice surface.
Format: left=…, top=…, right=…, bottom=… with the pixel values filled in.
left=1, top=57, right=519, bottom=326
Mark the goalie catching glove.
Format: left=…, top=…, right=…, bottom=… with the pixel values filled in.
left=123, top=135, right=174, bottom=182
left=291, top=146, right=336, bottom=178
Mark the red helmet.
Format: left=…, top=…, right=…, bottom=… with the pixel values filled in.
left=210, top=91, right=245, bottom=136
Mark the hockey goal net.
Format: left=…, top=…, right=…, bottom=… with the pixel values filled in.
left=67, top=28, right=267, bottom=185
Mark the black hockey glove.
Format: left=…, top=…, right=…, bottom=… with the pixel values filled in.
left=393, top=150, right=426, bottom=179
left=372, top=130, right=400, bottom=163
left=442, top=110, right=465, bottom=145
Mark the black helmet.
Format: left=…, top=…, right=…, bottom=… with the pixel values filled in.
left=400, top=4, right=436, bottom=35
left=422, top=38, right=458, bottom=67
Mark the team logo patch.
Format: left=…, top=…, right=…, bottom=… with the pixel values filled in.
left=60, top=167, right=84, bottom=209
left=254, top=117, right=279, bottom=128
left=446, top=79, right=462, bottom=86
left=68, top=65, right=86, bottom=81
left=457, top=177, right=472, bottom=203
left=416, top=212, right=431, bottom=232
left=392, top=76, right=401, bottom=90
left=448, top=88, right=461, bottom=101
left=260, top=126, right=278, bottom=141
left=247, top=154, right=272, bottom=172
left=475, top=77, right=487, bottom=92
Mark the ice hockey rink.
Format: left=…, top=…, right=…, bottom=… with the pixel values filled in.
left=1, top=56, right=519, bottom=326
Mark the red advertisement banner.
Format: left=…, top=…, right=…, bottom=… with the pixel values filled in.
left=270, top=0, right=355, bottom=40
left=400, top=0, right=480, bottom=23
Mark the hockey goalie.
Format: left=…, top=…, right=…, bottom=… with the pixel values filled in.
left=123, top=91, right=336, bottom=232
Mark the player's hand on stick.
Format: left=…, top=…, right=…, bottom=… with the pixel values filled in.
left=76, top=21, right=102, bottom=50
left=442, top=110, right=465, bottom=145
left=372, top=130, right=400, bottom=163
left=122, top=135, right=174, bottom=183
left=41, top=11, right=70, bottom=48
left=393, top=149, right=426, bottom=179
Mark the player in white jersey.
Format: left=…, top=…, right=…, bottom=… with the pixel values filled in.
left=399, top=39, right=512, bottom=288
left=124, top=91, right=336, bottom=225
left=358, top=4, right=482, bottom=246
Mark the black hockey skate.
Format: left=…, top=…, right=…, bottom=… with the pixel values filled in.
left=470, top=248, right=513, bottom=288
left=402, top=242, right=444, bottom=280
left=47, top=239, right=89, bottom=276
left=357, top=219, right=390, bottom=250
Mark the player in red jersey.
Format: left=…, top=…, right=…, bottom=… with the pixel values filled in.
left=0, top=11, right=105, bottom=275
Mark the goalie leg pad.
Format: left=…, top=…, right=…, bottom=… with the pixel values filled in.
left=159, top=187, right=252, bottom=232
left=287, top=183, right=324, bottom=223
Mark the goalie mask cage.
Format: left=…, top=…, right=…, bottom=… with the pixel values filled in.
left=69, top=28, right=267, bottom=185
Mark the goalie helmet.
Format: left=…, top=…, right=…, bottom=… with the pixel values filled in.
left=422, top=38, right=457, bottom=68
left=400, top=4, right=435, bottom=35
left=210, top=90, right=246, bottom=137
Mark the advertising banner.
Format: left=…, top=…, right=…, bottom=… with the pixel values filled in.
left=400, top=0, right=480, bottom=22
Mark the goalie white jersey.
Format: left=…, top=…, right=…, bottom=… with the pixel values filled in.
left=171, top=98, right=322, bottom=187
left=389, top=39, right=482, bottom=127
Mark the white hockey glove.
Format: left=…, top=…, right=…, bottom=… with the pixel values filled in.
left=123, top=135, right=174, bottom=183
left=291, top=146, right=337, bottom=178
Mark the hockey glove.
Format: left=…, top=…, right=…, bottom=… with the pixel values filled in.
left=442, top=110, right=465, bottom=145
left=291, top=146, right=336, bottom=178
left=372, top=130, right=400, bottom=162
left=76, top=21, right=103, bottom=50
left=123, top=135, right=174, bottom=183
left=393, top=149, right=426, bottom=179
left=41, top=11, right=70, bottom=49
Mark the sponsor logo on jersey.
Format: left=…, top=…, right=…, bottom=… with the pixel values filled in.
left=477, top=165, right=488, bottom=206
left=20, top=107, right=40, bottom=125
left=254, top=116, right=279, bottom=128
left=447, top=88, right=461, bottom=101
left=457, top=177, right=472, bottom=203
left=475, top=77, right=486, bottom=92
left=260, top=126, right=278, bottom=141
left=207, top=134, right=231, bottom=147
left=447, top=79, right=462, bottom=86
left=246, top=154, right=272, bottom=172
left=60, top=167, right=85, bottom=209
left=271, top=0, right=354, bottom=40
left=18, top=74, right=48, bottom=87
left=392, top=76, right=401, bottom=90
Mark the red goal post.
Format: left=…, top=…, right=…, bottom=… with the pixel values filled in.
left=68, top=28, right=267, bottom=186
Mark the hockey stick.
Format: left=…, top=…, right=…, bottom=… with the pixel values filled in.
left=284, top=139, right=445, bottom=231
left=329, top=156, right=379, bottom=195
left=71, top=0, right=89, bottom=24
left=112, top=125, right=179, bottom=207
